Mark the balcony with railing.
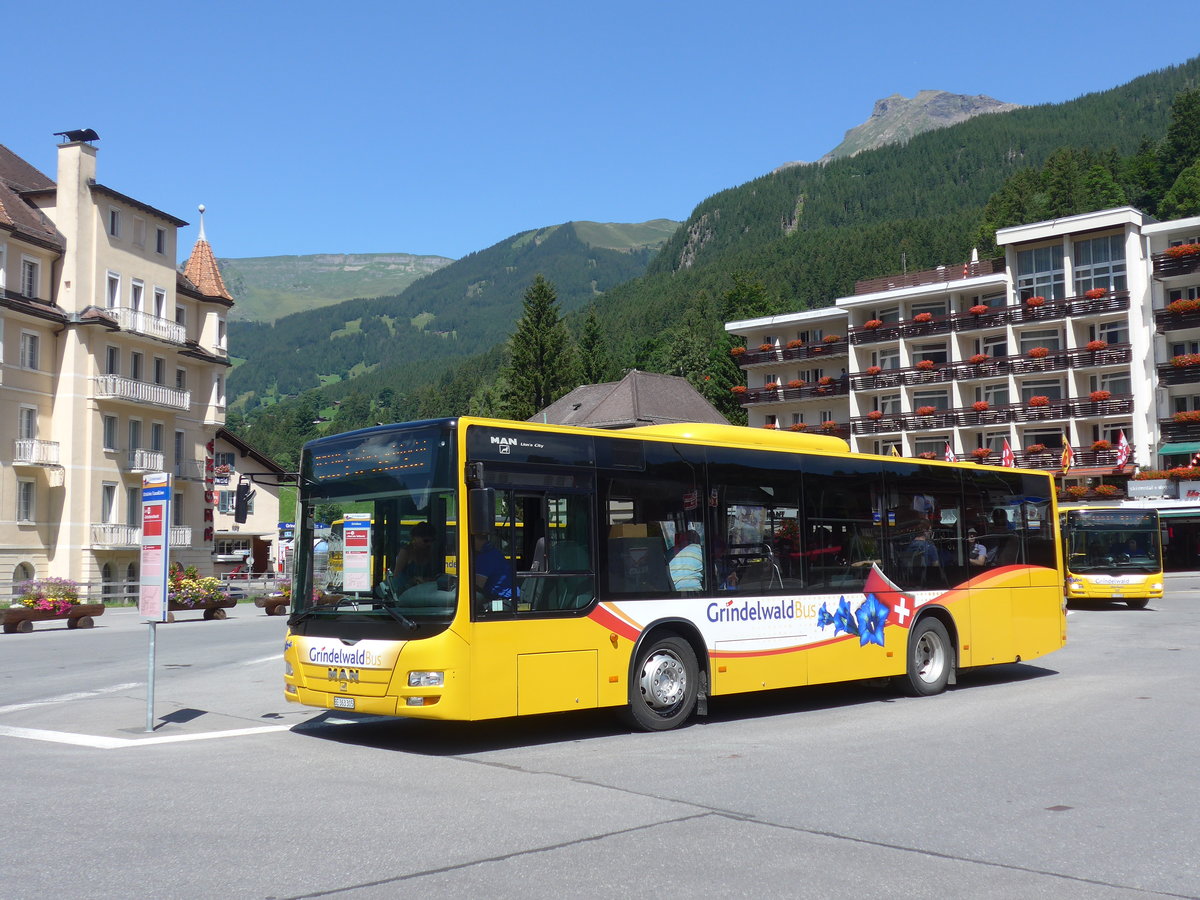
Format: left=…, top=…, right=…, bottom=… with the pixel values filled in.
left=733, top=338, right=849, bottom=368
left=1161, top=415, right=1200, bottom=442
left=174, top=458, right=207, bottom=481
left=852, top=257, right=1005, bottom=295
left=1154, top=302, right=1200, bottom=332
left=92, top=374, right=190, bottom=410
left=735, top=378, right=850, bottom=406
left=1152, top=247, right=1200, bottom=279
left=123, top=448, right=165, bottom=474
left=767, top=422, right=851, bottom=439
left=13, top=439, right=60, bottom=466
left=110, top=306, right=187, bottom=344
left=91, top=523, right=193, bottom=548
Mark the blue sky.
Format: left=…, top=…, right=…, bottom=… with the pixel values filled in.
left=6, top=1, right=1197, bottom=261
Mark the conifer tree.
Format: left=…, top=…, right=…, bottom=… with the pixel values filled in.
left=577, top=304, right=614, bottom=385
left=502, top=275, right=579, bottom=421
left=1161, top=160, right=1200, bottom=219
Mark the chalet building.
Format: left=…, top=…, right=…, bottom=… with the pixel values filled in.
left=211, top=426, right=286, bottom=578
left=1, top=133, right=233, bottom=599
left=726, top=207, right=1200, bottom=566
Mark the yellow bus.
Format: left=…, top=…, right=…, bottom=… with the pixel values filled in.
left=282, top=417, right=1066, bottom=730
left=1060, top=506, right=1163, bottom=609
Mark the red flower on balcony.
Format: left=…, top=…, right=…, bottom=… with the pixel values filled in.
left=1085, top=340, right=1108, bottom=352
left=1094, top=484, right=1120, bottom=497
left=1025, top=444, right=1047, bottom=454
left=1168, top=298, right=1200, bottom=314
left=968, top=353, right=989, bottom=365
left=786, top=339, right=805, bottom=349
left=1025, top=296, right=1045, bottom=307
left=1028, top=395, right=1050, bottom=407
left=1092, top=440, right=1112, bottom=451
left=1165, top=243, right=1200, bottom=259
left=787, top=379, right=804, bottom=389
left=973, top=400, right=990, bottom=412
left=863, top=319, right=883, bottom=330
left=1027, top=346, right=1050, bottom=359
left=819, top=420, right=839, bottom=432
left=968, top=305, right=989, bottom=315
left=818, top=376, right=834, bottom=386
left=788, top=423, right=808, bottom=432
left=1090, top=390, right=1111, bottom=402
left=867, top=410, right=883, bottom=420
left=763, top=382, right=780, bottom=391
left=917, top=451, right=938, bottom=460
left=912, top=312, right=933, bottom=323
left=759, top=343, right=774, bottom=352
left=971, top=447, right=994, bottom=460
left=915, top=359, right=936, bottom=371
left=730, top=346, right=746, bottom=356
left=1065, top=485, right=1088, bottom=500
left=865, top=365, right=882, bottom=375
left=1084, top=287, right=1108, bottom=300
left=1174, top=410, right=1200, bottom=423
left=822, top=334, right=842, bottom=344
left=1171, top=353, right=1200, bottom=367
left=915, top=406, right=937, bottom=416
left=731, top=385, right=747, bottom=395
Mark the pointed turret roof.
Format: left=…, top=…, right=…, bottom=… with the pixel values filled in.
left=181, top=205, right=233, bottom=302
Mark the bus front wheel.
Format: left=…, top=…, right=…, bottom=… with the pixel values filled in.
left=902, top=617, right=952, bottom=697
left=1126, top=598, right=1149, bottom=610
left=627, top=636, right=698, bottom=731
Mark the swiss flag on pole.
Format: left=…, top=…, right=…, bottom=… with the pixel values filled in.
left=1115, top=430, right=1130, bottom=469
left=944, top=441, right=955, bottom=463
left=1001, top=438, right=1015, bottom=468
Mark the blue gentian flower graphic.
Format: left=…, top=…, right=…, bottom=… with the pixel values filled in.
left=816, top=601, right=834, bottom=630
left=833, top=597, right=858, bottom=637
left=855, top=593, right=890, bottom=647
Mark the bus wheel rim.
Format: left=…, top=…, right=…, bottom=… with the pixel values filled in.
left=639, top=651, right=686, bottom=710
left=915, top=632, right=945, bottom=683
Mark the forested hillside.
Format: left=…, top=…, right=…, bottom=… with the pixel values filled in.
left=227, top=222, right=661, bottom=411
left=232, top=56, right=1200, bottom=468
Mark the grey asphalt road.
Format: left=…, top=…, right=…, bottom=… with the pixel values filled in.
left=1, top=579, right=1198, bottom=899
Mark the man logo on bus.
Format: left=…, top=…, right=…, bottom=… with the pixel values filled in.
left=328, top=668, right=359, bottom=683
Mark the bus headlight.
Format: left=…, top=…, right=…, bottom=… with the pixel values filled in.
left=408, top=671, right=444, bottom=688
left=1065, top=577, right=1083, bottom=593
left=1151, top=582, right=1163, bottom=593
left=285, top=660, right=294, bottom=676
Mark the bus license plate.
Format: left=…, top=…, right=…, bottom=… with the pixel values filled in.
left=333, top=696, right=355, bottom=710
left=1111, top=592, right=1124, bottom=598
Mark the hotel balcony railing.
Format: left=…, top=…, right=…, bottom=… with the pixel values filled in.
left=91, top=523, right=193, bottom=548
left=737, top=380, right=850, bottom=405
left=945, top=448, right=1124, bottom=471
left=123, top=448, right=165, bottom=473
left=1160, top=418, right=1200, bottom=442
left=901, top=363, right=956, bottom=386
left=1157, top=362, right=1200, bottom=386
left=13, top=438, right=60, bottom=466
left=852, top=257, right=1006, bottom=295
left=848, top=291, right=1131, bottom=345
left=92, top=374, right=190, bottom=410
left=174, top=458, right=207, bottom=481
left=1152, top=249, right=1200, bottom=279
left=768, top=423, right=850, bottom=439
left=110, top=306, right=187, bottom=344
left=735, top=340, right=849, bottom=367
left=1155, top=306, right=1200, bottom=332
left=849, top=369, right=905, bottom=391
left=850, top=345, right=1131, bottom=390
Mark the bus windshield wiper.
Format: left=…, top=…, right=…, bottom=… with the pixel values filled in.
left=376, top=599, right=420, bottom=632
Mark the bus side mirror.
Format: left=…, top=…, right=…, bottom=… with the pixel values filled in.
left=469, top=487, right=495, bottom=536
left=234, top=478, right=254, bottom=524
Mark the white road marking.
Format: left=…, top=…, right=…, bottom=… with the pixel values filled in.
left=0, top=723, right=290, bottom=749
left=0, top=682, right=142, bottom=716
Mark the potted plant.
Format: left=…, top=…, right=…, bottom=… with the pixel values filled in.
left=819, top=420, right=839, bottom=433
left=1026, top=443, right=1047, bottom=454
left=731, top=385, right=747, bottom=395
left=917, top=451, right=938, bottom=460
left=1084, top=287, right=1108, bottom=300
left=865, top=365, right=882, bottom=376
left=167, top=563, right=238, bottom=621
left=916, top=359, right=936, bottom=371
left=730, top=346, right=746, bottom=357
left=788, top=423, right=808, bottom=432
left=1093, top=440, right=1112, bottom=451
left=1085, top=340, right=1108, bottom=352
left=1066, top=485, right=1089, bottom=500
left=822, top=334, right=842, bottom=344
left=1090, top=390, right=1111, bottom=402
left=763, top=382, right=780, bottom=391
left=818, top=376, right=834, bottom=386
left=968, top=353, right=989, bottom=365
left=971, top=447, right=993, bottom=461
left=1165, top=243, right=1200, bottom=258
left=1028, top=395, right=1050, bottom=408
left=863, top=319, right=883, bottom=330
left=968, top=304, right=990, bottom=315
left=1168, top=298, right=1200, bottom=314
left=759, top=343, right=774, bottom=352
left=786, top=339, right=805, bottom=349
left=1027, top=346, right=1050, bottom=359
left=1094, top=484, right=1120, bottom=497
left=762, top=423, right=778, bottom=429
left=915, top=406, right=937, bottom=416
left=787, top=379, right=804, bottom=389
left=1173, top=410, right=1200, bottom=423
left=1171, top=353, right=1200, bottom=367
left=3, top=578, right=105, bottom=634
left=912, top=312, right=934, bottom=323
left=973, top=400, right=990, bottom=412
left=867, top=410, right=884, bottom=420
left=1025, top=296, right=1046, bottom=308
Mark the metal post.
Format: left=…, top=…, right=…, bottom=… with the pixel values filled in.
left=145, top=622, right=157, bottom=733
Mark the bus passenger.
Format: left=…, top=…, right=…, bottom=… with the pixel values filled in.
left=966, top=528, right=987, bottom=567
left=394, top=522, right=436, bottom=587
left=473, top=532, right=516, bottom=609
left=668, top=530, right=704, bottom=591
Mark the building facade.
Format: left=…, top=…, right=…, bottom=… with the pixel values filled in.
left=1, top=135, right=233, bottom=599
left=726, top=207, right=1200, bottom=550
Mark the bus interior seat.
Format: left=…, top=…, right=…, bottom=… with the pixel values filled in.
left=608, top=536, right=671, bottom=593
left=528, top=540, right=594, bottom=610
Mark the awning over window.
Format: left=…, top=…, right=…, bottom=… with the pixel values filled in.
left=1158, top=442, right=1200, bottom=456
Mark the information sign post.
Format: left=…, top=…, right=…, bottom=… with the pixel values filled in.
left=140, top=473, right=172, bottom=732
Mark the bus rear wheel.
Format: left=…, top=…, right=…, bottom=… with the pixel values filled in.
left=902, top=617, right=952, bottom=697
left=627, top=636, right=698, bottom=731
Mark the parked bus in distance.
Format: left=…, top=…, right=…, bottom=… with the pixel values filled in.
left=282, top=418, right=1066, bottom=730
left=1060, top=506, right=1163, bottom=609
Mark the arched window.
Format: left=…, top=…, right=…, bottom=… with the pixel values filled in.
left=12, top=562, right=35, bottom=595
left=126, top=563, right=138, bottom=604
left=101, top=563, right=116, bottom=602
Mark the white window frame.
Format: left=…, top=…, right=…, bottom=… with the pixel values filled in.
left=126, top=487, right=141, bottom=527
left=133, top=216, right=146, bottom=247
left=153, top=287, right=167, bottom=319
left=128, top=418, right=143, bottom=452
left=130, top=279, right=144, bottom=313
left=153, top=356, right=166, bottom=385
left=17, top=479, right=35, bottom=523
left=18, top=405, right=37, bottom=440
left=101, top=482, right=118, bottom=524
left=151, top=422, right=164, bottom=453
left=1021, top=378, right=1063, bottom=402
left=108, top=207, right=121, bottom=237
left=1073, top=233, right=1126, bottom=295
left=103, top=415, right=118, bottom=451
left=1018, top=328, right=1062, bottom=353
left=21, top=256, right=39, bottom=298
left=217, top=318, right=227, bottom=350
left=1016, top=244, right=1065, bottom=301
left=175, top=367, right=187, bottom=391
left=19, top=331, right=39, bottom=370
left=130, top=351, right=143, bottom=381
left=106, top=272, right=120, bottom=309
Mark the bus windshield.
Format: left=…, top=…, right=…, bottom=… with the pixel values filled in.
left=1064, top=509, right=1161, bottom=574
left=290, top=421, right=459, bottom=636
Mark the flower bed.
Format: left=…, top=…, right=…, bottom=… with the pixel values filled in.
left=5, top=578, right=104, bottom=634
left=167, top=564, right=238, bottom=621
left=1173, top=410, right=1200, bottom=423
left=1093, top=484, right=1120, bottom=497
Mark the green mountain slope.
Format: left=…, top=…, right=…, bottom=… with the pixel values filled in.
left=219, top=252, right=455, bottom=322
left=227, top=221, right=669, bottom=410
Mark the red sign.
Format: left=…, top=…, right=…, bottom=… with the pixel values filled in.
left=143, top=505, right=163, bottom=537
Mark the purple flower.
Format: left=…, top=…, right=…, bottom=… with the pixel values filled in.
left=855, top=593, right=890, bottom=647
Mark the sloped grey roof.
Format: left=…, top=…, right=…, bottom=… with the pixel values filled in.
left=532, top=370, right=729, bottom=429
